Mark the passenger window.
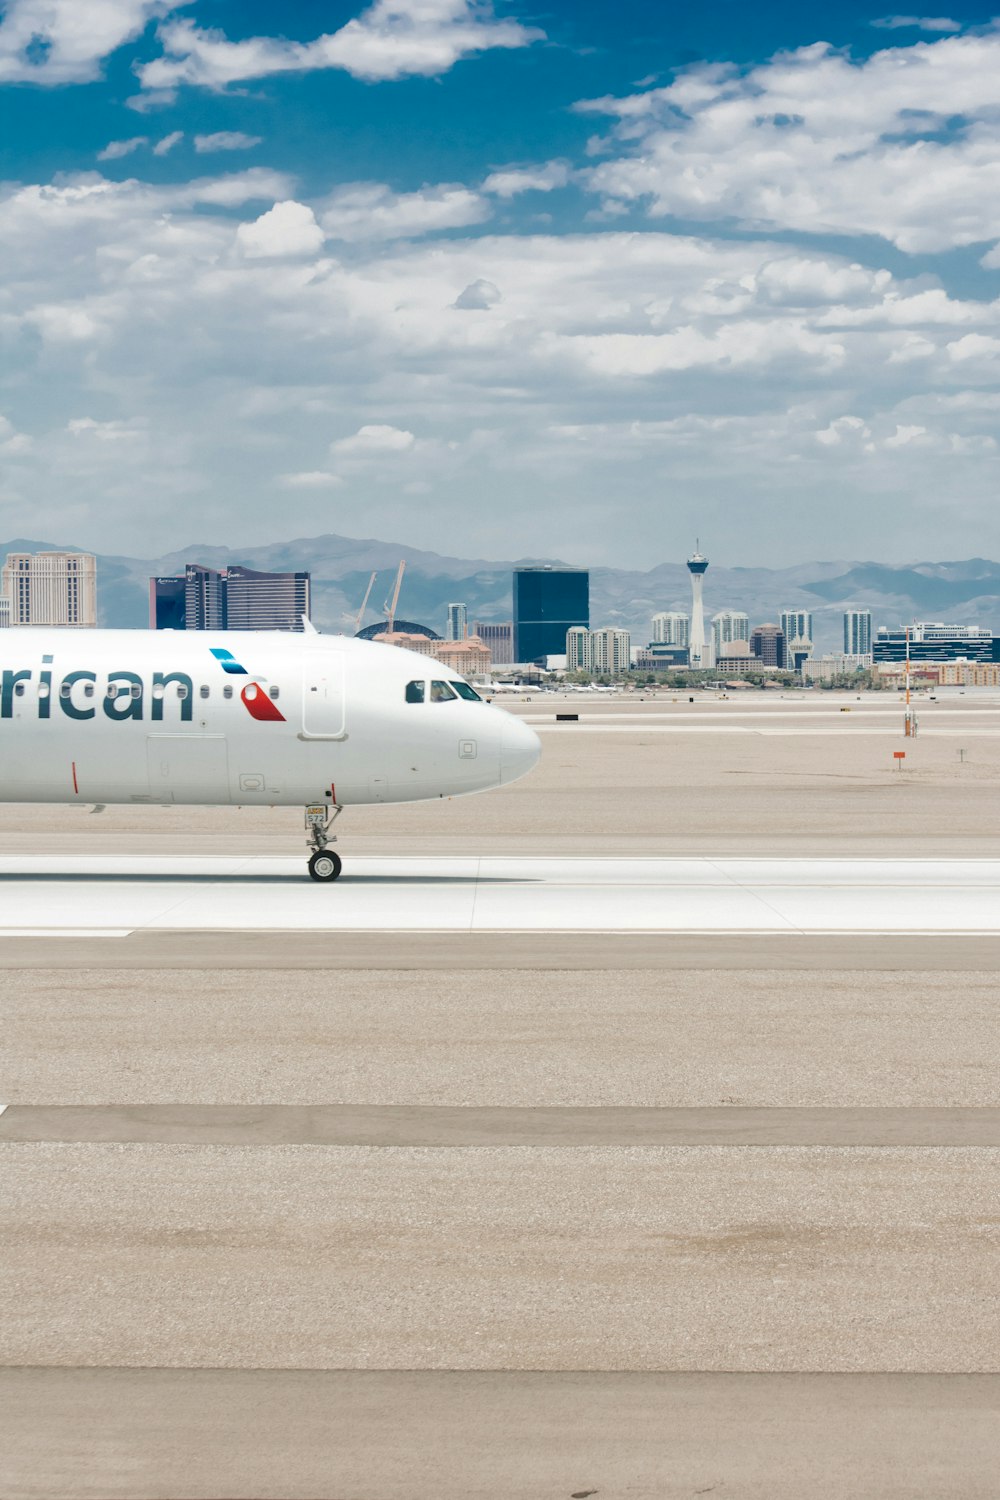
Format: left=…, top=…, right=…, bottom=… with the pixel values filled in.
left=59, top=683, right=71, bottom=698
left=130, top=684, right=141, bottom=699
left=223, top=685, right=233, bottom=699
left=269, top=686, right=280, bottom=700
left=83, top=683, right=94, bottom=698
left=200, top=685, right=210, bottom=699
left=430, top=680, right=457, bottom=702
left=452, top=681, right=482, bottom=701
left=14, top=682, right=24, bottom=697
left=107, top=684, right=118, bottom=700
left=176, top=685, right=188, bottom=700
left=405, top=681, right=425, bottom=704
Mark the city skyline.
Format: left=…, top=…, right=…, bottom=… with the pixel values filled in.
left=3, top=2, right=1000, bottom=564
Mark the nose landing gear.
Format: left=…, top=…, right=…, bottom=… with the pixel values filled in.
left=305, top=804, right=343, bottom=882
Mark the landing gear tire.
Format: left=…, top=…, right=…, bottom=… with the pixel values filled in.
left=308, top=849, right=343, bottom=883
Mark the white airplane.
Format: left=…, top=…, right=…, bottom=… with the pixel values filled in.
left=0, top=626, right=541, bottom=881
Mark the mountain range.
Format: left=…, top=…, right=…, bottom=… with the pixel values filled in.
left=4, top=536, right=1000, bottom=655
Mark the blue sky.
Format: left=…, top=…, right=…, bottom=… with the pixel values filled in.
left=2, top=0, right=1000, bottom=567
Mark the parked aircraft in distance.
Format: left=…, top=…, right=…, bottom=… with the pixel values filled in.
left=0, top=627, right=541, bottom=881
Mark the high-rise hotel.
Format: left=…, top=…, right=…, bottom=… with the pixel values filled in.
left=1, top=551, right=97, bottom=626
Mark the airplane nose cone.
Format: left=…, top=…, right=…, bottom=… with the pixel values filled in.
left=500, top=713, right=541, bottom=785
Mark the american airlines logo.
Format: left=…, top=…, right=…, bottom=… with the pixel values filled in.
left=0, top=651, right=286, bottom=723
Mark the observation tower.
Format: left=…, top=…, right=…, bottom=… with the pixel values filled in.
left=687, top=544, right=709, bottom=668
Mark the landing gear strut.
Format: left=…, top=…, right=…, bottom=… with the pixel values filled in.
left=305, top=804, right=343, bottom=882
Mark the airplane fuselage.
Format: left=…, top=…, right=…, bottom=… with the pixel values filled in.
left=0, top=628, right=540, bottom=810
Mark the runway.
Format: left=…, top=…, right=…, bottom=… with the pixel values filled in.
left=4, top=853, right=1000, bottom=935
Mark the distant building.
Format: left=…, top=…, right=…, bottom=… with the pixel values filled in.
left=0, top=597, right=10, bottom=629
left=802, top=654, right=873, bottom=682
left=712, top=611, right=749, bottom=655
left=513, top=566, right=589, bottom=663
left=633, top=644, right=690, bottom=670
left=380, top=632, right=490, bottom=677
left=182, top=564, right=225, bottom=630
left=434, top=637, right=491, bottom=676
left=566, top=626, right=590, bottom=672
left=473, top=621, right=513, bottom=665
left=591, top=628, right=630, bottom=675
left=2, top=551, right=96, bottom=627
left=566, top=626, right=630, bottom=674
left=687, top=547, right=709, bottom=667
left=780, top=610, right=813, bottom=645
left=873, top=622, right=996, bottom=664
left=357, top=620, right=439, bottom=641
left=780, top=610, right=814, bottom=672
left=938, top=662, right=1000, bottom=686
left=651, top=612, right=690, bottom=647
left=446, top=602, right=468, bottom=641
left=150, top=564, right=310, bottom=631
left=844, top=609, right=873, bottom=657
left=751, top=623, right=786, bottom=668
left=225, top=566, right=310, bottom=631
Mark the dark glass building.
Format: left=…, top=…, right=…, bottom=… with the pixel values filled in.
left=750, top=623, right=787, bottom=668
left=874, top=624, right=997, bottom=663
left=149, top=564, right=311, bottom=631
left=513, top=566, right=589, bottom=663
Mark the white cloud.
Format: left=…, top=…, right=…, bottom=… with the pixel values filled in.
left=482, top=161, right=570, bottom=197
left=152, top=130, right=183, bottom=156
left=5, top=165, right=1000, bottom=561
left=98, top=136, right=148, bottom=161
left=332, top=424, right=416, bottom=455
left=453, top=277, right=502, bottom=309
left=279, top=471, right=346, bottom=488
left=0, top=0, right=188, bottom=84
left=319, top=182, right=489, bottom=241
left=871, top=15, right=961, bottom=30
left=193, top=131, right=262, bottom=153
left=883, top=422, right=928, bottom=445
left=138, top=0, right=542, bottom=92
left=68, top=416, right=145, bottom=440
left=235, top=200, right=326, bottom=259
left=578, top=31, right=1000, bottom=253
left=124, top=86, right=176, bottom=112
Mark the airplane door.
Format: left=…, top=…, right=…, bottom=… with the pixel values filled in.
left=302, top=653, right=346, bottom=739
left=147, top=735, right=230, bottom=803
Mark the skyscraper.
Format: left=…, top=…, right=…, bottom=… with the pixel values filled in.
left=712, top=611, right=749, bottom=654
left=446, top=602, right=468, bottom=641
left=150, top=564, right=311, bottom=631
left=2, top=551, right=97, bottom=627
left=687, top=546, right=709, bottom=668
left=844, top=609, right=873, bottom=656
left=780, top=610, right=814, bottom=672
left=513, top=566, right=589, bottom=662
left=472, top=621, right=513, bottom=664
left=224, top=566, right=311, bottom=631
left=780, top=610, right=814, bottom=646
left=565, top=626, right=631, bottom=674
left=651, top=611, right=690, bottom=646
left=750, top=623, right=786, bottom=667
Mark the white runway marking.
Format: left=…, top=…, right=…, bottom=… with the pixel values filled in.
left=1, top=855, right=1000, bottom=935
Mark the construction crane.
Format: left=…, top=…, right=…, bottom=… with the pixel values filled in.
left=353, top=571, right=377, bottom=635
left=383, top=560, right=406, bottom=635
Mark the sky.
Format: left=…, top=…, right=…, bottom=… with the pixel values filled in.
left=2, top=1, right=1000, bottom=567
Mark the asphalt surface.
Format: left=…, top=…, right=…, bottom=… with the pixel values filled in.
left=3, top=692, right=1000, bottom=1495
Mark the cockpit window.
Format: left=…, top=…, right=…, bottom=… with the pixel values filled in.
left=405, top=680, right=425, bottom=704
left=451, top=681, right=482, bottom=701
left=430, top=680, right=457, bottom=702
